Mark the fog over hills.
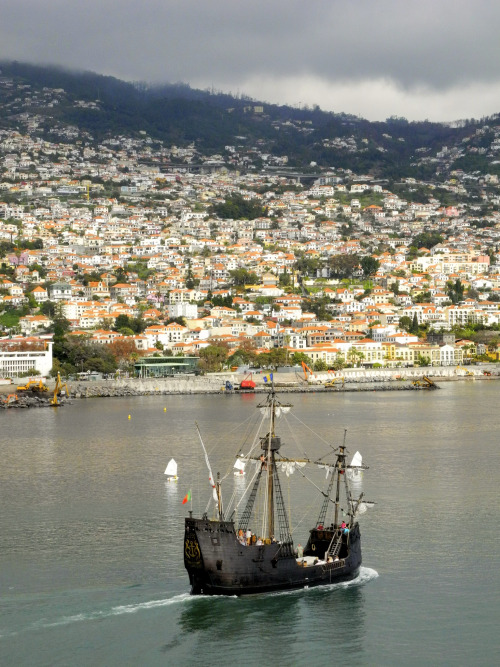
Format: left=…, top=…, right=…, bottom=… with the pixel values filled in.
left=1, top=61, right=499, bottom=179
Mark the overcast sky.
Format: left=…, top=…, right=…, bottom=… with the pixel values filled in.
left=2, top=0, right=499, bottom=122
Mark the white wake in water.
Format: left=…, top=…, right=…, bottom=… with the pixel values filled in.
left=265, top=565, right=379, bottom=599
left=21, top=567, right=378, bottom=634
left=38, top=592, right=194, bottom=629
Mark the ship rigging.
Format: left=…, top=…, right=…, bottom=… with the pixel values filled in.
left=184, top=385, right=372, bottom=595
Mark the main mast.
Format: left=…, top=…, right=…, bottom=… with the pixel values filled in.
left=264, top=387, right=278, bottom=539
left=262, top=396, right=280, bottom=538
left=238, top=385, right=293, bottom=550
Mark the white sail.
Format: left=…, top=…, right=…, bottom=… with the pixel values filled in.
left=355, top=501, right=374, bottom=516
left=350, top=451, right=362, bottom=468
left=164, top=458, right=178, bottom=477
left=233, top=457, right=246, bottom=475
left=347, top=451, right=363, bottom=482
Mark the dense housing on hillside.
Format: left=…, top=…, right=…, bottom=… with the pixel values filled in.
left=1, top=68, right=500, bottom=376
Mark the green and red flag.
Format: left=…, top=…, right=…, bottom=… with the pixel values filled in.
left=182, top=490, right=192, bottom=505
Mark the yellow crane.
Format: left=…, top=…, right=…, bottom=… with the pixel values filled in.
left=50, top=373, right=70, bottom=406
left=455, top=365, right=474, bottom=377
left=17, top=378, right=48, bottom=393
left=412, top=376, right=437, bottom=389
left=324, top=371, right=345, bottom=387
left=2, top=393, right=18, bottom=404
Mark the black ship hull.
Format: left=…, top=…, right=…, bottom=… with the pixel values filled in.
left=184, top=517, right=362, bottom=596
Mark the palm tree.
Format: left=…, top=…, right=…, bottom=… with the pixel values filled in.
left=347, top=347, right=365, bottom=367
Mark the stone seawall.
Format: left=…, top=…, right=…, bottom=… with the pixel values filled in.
left=70, top=366, right=498, bottom=398
left=1, top=367, right=498, bottom=407
left=73, top=376, right=226, bottom=398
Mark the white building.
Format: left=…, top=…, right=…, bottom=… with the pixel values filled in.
left=0, top=339, right=53, bottom=377
left=50, top=282, right=72, bottom=301
left=168, top=302, right=198, bottom=319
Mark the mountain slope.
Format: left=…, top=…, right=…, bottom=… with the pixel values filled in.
left=1, top=61, right=499, bottom=179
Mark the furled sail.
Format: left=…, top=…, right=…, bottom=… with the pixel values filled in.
left=195, top=423, right=218, bottom=502
left=260, top=406, right=291, bottom=418
left=277, top=461, right=306, bottom=477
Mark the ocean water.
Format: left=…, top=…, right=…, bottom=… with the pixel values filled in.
left=1, top=384, right=499, bottom=666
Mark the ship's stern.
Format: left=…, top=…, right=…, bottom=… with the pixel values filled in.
left=184, top=517, right=206, bottom=594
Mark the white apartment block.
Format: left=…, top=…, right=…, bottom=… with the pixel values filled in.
left=0, top=340, right=53, bottom=377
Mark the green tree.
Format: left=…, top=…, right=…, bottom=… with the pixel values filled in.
left=331, top=355, right=346, bottom=371
left=399, top=315, right=413, bottom=333
left=412, top=232, right=443, bottom=249
left=446, top=279, right=464, bottom=305
left=361, top=256, right=380, bottom=277
left=198, top=345, right=229, bottom=372
left=415, top=353, right=431, bottom=367
left=210, top=194, right=267, bottom=220
left=279, top=271, right=291, bottom=288
left=347, top=347, right=365, bottom=367
left=329, top=254, right=360, bottom=279
left=229, top=268, right=259, bottom=286
left=290, top=352, right=312, bottom=366
left=113, top=314, right=131, bottom=331
left=52, top=337, right=118, bottom=375
left=256, top=348, right=288, bottom=369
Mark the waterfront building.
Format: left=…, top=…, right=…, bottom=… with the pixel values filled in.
left=134, top=355, right=199, bottom=377
left=0, top=337, right=53, bottom=377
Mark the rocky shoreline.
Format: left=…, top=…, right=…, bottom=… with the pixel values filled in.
left=2, top=368, right=498, bottom=408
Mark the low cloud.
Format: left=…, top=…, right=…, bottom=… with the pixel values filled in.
left=1, top=0, right=499, bottom=121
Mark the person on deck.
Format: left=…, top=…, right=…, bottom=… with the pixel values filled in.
left=246, top=529, right=251, bottom=545
left=296, top=543, right=304, bottom=558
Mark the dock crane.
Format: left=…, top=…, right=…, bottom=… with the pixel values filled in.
left=50, top=373, right=70, bottom=406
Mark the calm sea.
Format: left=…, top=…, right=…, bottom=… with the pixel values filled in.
left=1, top=384, right=499, bottom=666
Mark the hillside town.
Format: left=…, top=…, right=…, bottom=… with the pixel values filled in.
left=2, top=78, right=500, bottom=380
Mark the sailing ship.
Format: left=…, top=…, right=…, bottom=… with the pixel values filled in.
left=164, top=458, right=178, bottom=481
left=184, top=386, right=371, bottom=596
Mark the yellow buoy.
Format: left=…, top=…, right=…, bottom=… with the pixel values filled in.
left=164, top=407, right=167, bottom=412
left=128, top=414, right=131, bottom=420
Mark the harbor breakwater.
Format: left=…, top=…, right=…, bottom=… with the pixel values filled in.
left=2, top=366, right=497, bottom=408
left=71, top=365, right=498, bottom=398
